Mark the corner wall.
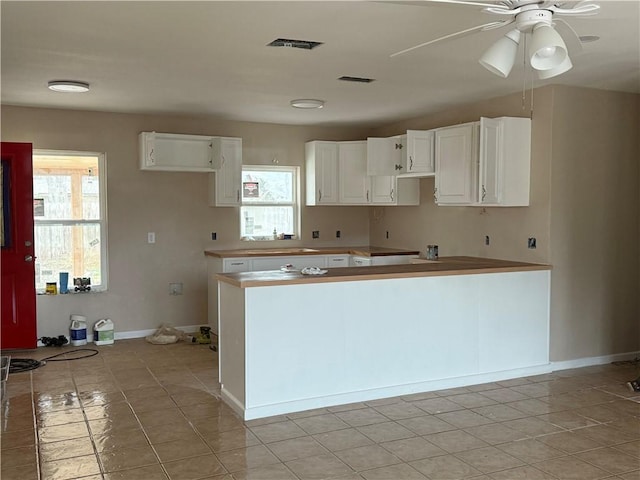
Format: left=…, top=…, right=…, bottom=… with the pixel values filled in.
left=548, top=86, right=640, bottom=361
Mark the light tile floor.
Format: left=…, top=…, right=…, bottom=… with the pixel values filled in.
left=1, top=338, right=639, bottom=480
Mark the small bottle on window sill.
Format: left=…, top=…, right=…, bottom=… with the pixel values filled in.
left=272, top=228, right=278, bottom=240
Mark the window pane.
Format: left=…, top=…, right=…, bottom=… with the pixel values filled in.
left=241, top=206, right=293, bottom=237
left=242, top=170, right=293, bottom=204
left=34, top=223, right=102, bottom=290
left=33, top=155, right=100, bottom=220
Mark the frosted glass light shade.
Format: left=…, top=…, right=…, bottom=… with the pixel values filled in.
left=479, top=30, right=521, bottom=78
left=529, top=24, right=568, bottom=71
left=538, top=55, right=573, bottom=79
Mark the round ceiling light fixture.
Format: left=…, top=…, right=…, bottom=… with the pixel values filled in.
left=290, top=99, right=324, bottom=109
left=47, top=80, right=90, bottom=93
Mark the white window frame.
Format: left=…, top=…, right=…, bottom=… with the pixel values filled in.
left=240, top=165, right=300, bottom=241
left=33, top=150, right=109, bottom=292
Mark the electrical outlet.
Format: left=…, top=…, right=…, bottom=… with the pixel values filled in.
left=528, top=237, right=537, bottom=249
left=211, top=232, right=217, bottom=240
left=485, top=235, right=490, bottom=246
left=147, top=232, right=155, bottom=244
left=169, top=283, right=183, bottom=295
left=336, top=230, right=341, bottom=238
left=312, top=230, right=319, bottom=239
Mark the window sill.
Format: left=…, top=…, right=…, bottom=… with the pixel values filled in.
left=37, top=289, right=107, bottom=296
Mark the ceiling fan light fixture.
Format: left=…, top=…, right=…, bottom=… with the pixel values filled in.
left=479, top=29, right=521, bottom=78
left=47, top=80, right=90, bottom=93
left=537, top=55, right=573, bottom=79
left=290, top=99, right=324, bottom=109
left=529, top=24, right=568, bottom=71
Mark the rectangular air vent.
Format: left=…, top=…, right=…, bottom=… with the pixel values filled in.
left=267, top=38, right=323, bottom=50
left=338, top=76, right=375, bottom=83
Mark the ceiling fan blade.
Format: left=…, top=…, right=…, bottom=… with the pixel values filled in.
left=549, top=2, right=600, bottom=16
left=554, top=18, right=584, bottom=54
left=412, top=0, right=511, bottom=10
left=390, top=19, right=512, bottom=57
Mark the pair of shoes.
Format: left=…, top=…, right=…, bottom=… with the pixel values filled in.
left=626, top=380, right=640, bottom=392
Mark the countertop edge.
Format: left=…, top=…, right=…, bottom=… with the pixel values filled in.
left=217, top=263, right=551, bottom=289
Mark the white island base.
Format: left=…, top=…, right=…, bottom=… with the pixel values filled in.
left=218, top=269, right=550, bottom=420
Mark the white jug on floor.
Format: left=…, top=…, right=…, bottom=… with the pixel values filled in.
left=93, top=318, right=114, bottom=345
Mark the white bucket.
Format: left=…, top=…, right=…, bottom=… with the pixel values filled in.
left=93, top=318, right=114, bottom=345
left=70, top=315, right=87, bottom=346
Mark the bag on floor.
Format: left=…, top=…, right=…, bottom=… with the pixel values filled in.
left=145, top=324, right=186, bottom=344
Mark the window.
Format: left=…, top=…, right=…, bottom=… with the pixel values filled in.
left=240, top=166, right=299, bottom=240
left=33, top=151, right=108, bottom=291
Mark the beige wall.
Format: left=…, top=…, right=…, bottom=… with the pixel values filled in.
left=1, top=106, right=370, bottom=337
left=548, top=86, right=640, bottom=361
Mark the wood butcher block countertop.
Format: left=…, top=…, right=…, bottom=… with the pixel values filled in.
left=217, top=256, right=551, bottom=288
left=205, top=246, right=420, bottom=258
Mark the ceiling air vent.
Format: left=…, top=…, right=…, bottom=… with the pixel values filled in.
left=338, top=76, right=375, bottom=83
left=267, top=38, right=323, bottom=50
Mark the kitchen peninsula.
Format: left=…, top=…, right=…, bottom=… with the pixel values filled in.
left=216, top=256, right=551, bottom=420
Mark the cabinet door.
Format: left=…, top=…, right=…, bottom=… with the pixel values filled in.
left=367, top=136, right=405, bottom=176
left=370, top=175, right=396, bottom=204
left=139, top=132, right=215, bottom=172
left=339, top=141, right=370, bottom=204
left=306, top=142, right=339, bottom=205
left=479, top=117, right=502, bottom=205
left=434, top=124, right=477, bottom=205
left=406, top=130, right=435, bottom=174
left=210, top=137, right=242, bottom=206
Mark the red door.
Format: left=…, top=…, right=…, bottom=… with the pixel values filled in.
left=1, top=142, right=37, bottom=350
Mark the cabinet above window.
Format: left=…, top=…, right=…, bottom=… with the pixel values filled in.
left=139, top=132, right=242, bottom=172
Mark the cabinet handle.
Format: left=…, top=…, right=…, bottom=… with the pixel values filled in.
left=318, top=190, right=322, bottom=201
left=366, top=190, right=369, bottom=202
left=409, top=156, right=413, bottom=170
left=482, top=185, right=486, bottom=201
left=149, top=148, right=155, bottom=166
left=390, top=189, right=394, bottom=202
left=395, top=164, right=403, bottom=171
left=395, top=143, right=403, bottom=150
left=230, top=262, right=244, bottom=266
left=434, top=187, right=438, bottom=202
left=221, top=154, right=226, bottom=167
left=237, top=190, right=240, bottom=202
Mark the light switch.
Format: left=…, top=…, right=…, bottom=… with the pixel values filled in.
left=148, top=232, right=156, bottom=244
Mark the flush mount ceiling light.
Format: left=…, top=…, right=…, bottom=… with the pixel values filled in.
left=290, top=99, right=324, bottom=109
left=47, top=80, right=90, bottom=93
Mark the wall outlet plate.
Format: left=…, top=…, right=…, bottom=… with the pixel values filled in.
left=312, top=230, right=319, bottom=239
left=528, top=237, right=537, bottom=249
left=169, top=283, right=183, bottom=295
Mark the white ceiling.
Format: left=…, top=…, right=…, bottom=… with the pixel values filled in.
left=1, top=1, right=638, bottom=128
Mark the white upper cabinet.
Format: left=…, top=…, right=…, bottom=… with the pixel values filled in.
left=139, top=132, right=217, bottom=172
left=478, top=117, right=531, bottom=207
left=434, top=117, right=531, bottom=207
left=434, top=123, right=478, bottom=205
left=404, top=130, right=435, bottom=175
left=367, top=135, right=406, bottom=176
left=209, top=137, right=242, bottom=207
left=306, top=141, right=339, bottom=205
left=338, top=141, right=370, bottom=205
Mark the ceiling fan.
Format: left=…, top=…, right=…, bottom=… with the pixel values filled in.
left=391, top=0, right=600, bottom=79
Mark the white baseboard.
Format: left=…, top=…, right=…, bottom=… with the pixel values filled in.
left=552, top=350, right=640, bottom=372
